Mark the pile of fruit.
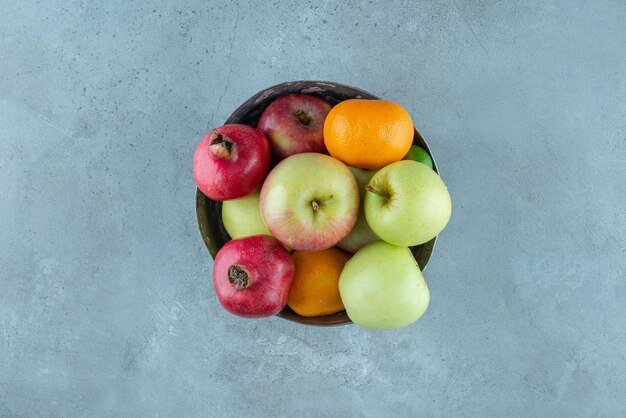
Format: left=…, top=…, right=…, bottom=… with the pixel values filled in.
left=194, top=93, right=451, bottom=330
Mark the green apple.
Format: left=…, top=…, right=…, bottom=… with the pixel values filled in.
left=221, top=191, right=271, bottom=239
left=339, top=241, right=430, bottom=330
left=337, top=166, right=380, bottom=253
left=403, top=145, right=433, bottom=169
left=365, top=160, right=451, bottom=246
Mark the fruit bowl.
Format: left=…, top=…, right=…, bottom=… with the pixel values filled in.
left=196, top=81, right=438, bottom=326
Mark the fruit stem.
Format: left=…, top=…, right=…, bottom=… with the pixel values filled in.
left=294, top=110, right=311, bottom=125
left=311, top=201, right=320, bottom=212
left=209, top=131, right=236, bottom=158
left=365, top=185, right=388, bottom=198
left=228, top=265, right=250, bottom=290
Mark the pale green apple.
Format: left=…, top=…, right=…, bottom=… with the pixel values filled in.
left=339, top=241, right=430, bottom=330
left=337, top=166, right=380, bottom=253
left=365, top=160, right=451, bottom=246
left=221, top=191, right=271, bottom=239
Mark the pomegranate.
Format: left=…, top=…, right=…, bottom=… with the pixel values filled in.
left=194, top=124, right=270, bottom=201
left=212, top=235, right=295, bottom=318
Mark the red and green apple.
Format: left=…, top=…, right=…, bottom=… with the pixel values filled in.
left=260, top=153, right=358, bottom=251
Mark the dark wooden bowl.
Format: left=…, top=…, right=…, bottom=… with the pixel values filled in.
left=196, top=81, right=438, bottom=327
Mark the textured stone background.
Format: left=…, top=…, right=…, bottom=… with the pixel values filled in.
left=1, top=0, right=625, bottom=416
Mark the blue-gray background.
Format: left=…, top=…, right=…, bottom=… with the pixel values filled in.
left=1, top=0, right=625, bottom=416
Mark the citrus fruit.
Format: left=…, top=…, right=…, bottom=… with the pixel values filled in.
left=323, top=99, right=414, bottom=169
left=403, top=145, right=433, bottom=169
left=287, top=247, right=349, bottom=317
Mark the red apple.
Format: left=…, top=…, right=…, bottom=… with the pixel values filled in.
left=194, top=124, right=270, bottom=201
left=257, top=93, right=332, bottom=162
left=212, top=235, right=295, bottom=318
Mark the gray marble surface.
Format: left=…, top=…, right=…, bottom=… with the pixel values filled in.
left=1, top=1, right=625, bottom=416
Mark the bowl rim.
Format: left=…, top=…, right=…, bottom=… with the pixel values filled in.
left=195, top=80, right=439, bottom=327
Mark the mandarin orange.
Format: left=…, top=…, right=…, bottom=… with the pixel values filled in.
left=323, top=99, right=414, bottom=169
left=287, top=248, right=349, bottom=317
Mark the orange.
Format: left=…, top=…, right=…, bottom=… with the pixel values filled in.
left=287, top=248, right=350, bottom=317
left=324, top=99, right=414, bottom=169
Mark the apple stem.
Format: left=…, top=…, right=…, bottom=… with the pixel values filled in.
left=311, top=201, right=320, bottom=212
left=209, top=131, right=236, bottom=158
left=294, top=110, right=311, bottom=126
left=365, top=184, right=387, bottom=198
left=228, top=265, right=250, bottom=290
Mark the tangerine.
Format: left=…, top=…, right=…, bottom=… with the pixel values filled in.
left=287, top=248, right=349, bottom=317
left=324, top=99, right=414, bottom=169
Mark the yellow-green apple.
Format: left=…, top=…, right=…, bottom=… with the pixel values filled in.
left=260, top=153, right=358, bottom=251
left=339, top=241, right=430, bottom=330
left=257, top=94, right=331, bottom=162
left=336, top=166, right=379, bottom=253
left=365, top=160, right=451, bottom=246
left=221, top=191, right=271, bottom=239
